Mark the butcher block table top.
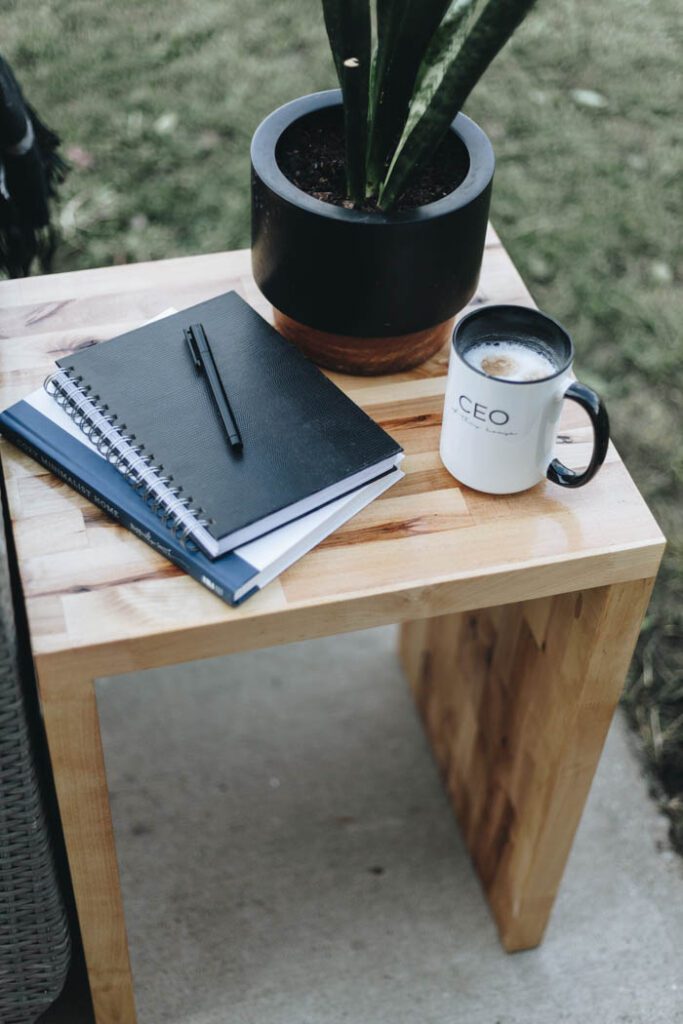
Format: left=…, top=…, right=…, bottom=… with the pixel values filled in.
left=0, top=226, right=663, bottom=680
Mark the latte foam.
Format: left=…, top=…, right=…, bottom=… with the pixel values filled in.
left=464, top=339, right=558, bottom=382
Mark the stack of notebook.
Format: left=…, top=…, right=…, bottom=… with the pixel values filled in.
left=0, top=291, right=404, bottom=604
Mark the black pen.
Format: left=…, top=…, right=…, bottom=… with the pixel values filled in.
left=184, top=323, right=243, bottom=452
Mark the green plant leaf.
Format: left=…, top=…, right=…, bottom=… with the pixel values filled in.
left=410, top=0, right=480, bottom=102
left=378, top=0, right=537, bottom=210
left=366, top=0, right=409, bottom=191
left=366, top=0, right=452, bottom=193
left=321, top=0, right=371, bottom=201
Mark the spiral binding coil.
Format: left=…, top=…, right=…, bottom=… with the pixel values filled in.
left=44, top=368, right=211, bottom=545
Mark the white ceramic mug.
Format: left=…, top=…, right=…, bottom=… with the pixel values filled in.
left=440, top=305, right=609, bottom=494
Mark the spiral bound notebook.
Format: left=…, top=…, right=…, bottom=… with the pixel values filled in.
left=46, top=291, right=403, bottom=558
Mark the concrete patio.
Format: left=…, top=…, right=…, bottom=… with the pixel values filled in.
left=45, top=625, right=683, bottom=1024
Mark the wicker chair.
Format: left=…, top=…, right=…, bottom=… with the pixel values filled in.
left=0, top=467, right=71, bottom=1024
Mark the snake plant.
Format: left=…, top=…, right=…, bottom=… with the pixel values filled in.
left=321, top=0, right=537, bottom=211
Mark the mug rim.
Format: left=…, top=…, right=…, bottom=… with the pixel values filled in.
left=453, top=304, right=574, bottom=386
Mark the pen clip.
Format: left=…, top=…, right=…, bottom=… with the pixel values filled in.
left=184, top=326, right=201, bottom=369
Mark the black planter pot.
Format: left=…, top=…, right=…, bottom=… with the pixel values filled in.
left=251, top=90, right=494, bottom=375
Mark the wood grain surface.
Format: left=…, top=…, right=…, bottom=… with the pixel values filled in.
left=38, top=669, right=136, bottom=1024
left=400, top=577, right=656, bottom=951
left=0, top=227, right=664, bottom=683
left=272, top=307, right=455, bottom=374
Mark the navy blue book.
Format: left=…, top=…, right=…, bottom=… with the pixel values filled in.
left=0, top=391, right=402, bottom=605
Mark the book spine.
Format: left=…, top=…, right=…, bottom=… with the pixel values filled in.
left=0, top=419, right=240, bottom=606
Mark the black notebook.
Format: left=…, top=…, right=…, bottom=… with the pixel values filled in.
left=46, top=291, right=403, bottom=558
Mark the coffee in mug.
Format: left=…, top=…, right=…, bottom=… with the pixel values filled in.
left=440, top=305, right=609, bottom=494
left=463, top=338, right=558, bottom=381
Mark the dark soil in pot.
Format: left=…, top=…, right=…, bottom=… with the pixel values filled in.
left=276, top=105, right=470, bottom=213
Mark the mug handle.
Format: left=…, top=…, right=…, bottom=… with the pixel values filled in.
left=547, top=381, right=610, bottom=488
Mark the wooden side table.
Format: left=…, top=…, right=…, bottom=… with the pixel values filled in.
left=0, top=229, right=664, bottom=1024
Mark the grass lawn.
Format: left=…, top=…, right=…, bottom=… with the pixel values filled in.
left=4, top=0, right=682, bottom=844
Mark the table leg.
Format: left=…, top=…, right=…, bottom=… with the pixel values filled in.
left=399, top=578, right=655, bottom=952
left=37, top=665, right=137, bottom=1024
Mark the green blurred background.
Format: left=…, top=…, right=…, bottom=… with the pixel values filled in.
left=3, top=0, right=682, bottom=843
